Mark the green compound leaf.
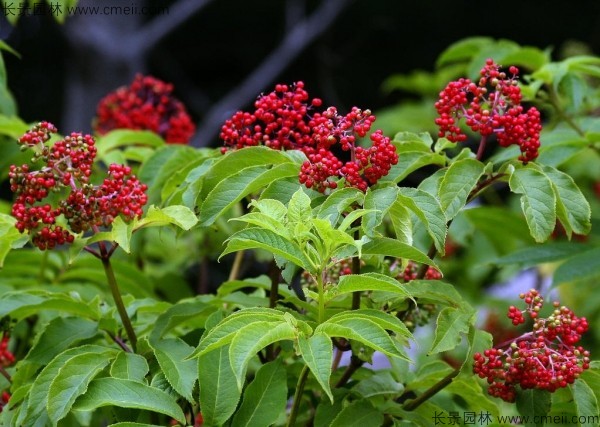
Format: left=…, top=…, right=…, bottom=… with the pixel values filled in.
left=221, top=228, right=311, bottom=271
left=152, top=338, right=197, bottom=403
left=200, top=163, right=298, bottom=226
left=73, top=378, right=186, bottom=425
left=229, top=321, right=297, bottom=390
left=509, top=167, right=556, bottom=243
left=542, top=165, right=591, bottom=237
left=298, top=332, right=334, bottom=403
left=199, top=346, right=240, bottom=426
left=231, top=360, right=288, bottom=427
left=438, top=158, right=485, bottom=220
left=429, top=306, right=475, bottom=355
left=47, top=352, right=115, bottom=425
left=110, top=352, right=149, bottom=383
left=362, top=237, right=438, bottom=269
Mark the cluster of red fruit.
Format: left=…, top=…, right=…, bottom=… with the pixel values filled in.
left=9, top=122, right=148, bottom=250
left=435, top=59, right=541, bottom=163
left=0, top=334, right=14, bottom=413
left=400, top=260, right=442, bottom=282
left=94, top=74, right=196, bottom=144
left=474, top=289, right=590, bottom=402
left=220, top=82, right=398, bottom=192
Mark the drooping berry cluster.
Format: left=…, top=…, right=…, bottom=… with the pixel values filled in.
left=9, top=122, right=148, bottom=250
left=0, top=333, right=14, bottom=413
left=94, top=74, right=195, bottom=144
left=435, top=59, right=542, bottom=163
left=220, top=82, right=398, bottom=192
left=474, top=290, right=590, bottom=402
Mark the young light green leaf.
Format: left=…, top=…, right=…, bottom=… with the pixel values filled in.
left=191, top=307, right=286, bottom=357
left=95, top=129, right=165, bottom=158
left=330, top=399, right=384, bottom=427
left=379, top=151, right=446, bottom=184
left=231, top=360, right=288, bottom=427
left=152, top=338, right=197, bottom=402
left=73, top=378, right=186, bottom=424
left=388, top=199, right=413, bottom=245
left=200, top=163, right=298, bottom=226
left=362, top=187, right=398, bottom=235
left=136, top=205, right=198, bottom=231
left=26, top=317, right=98, bottom=365
left=288, top=187, right=313, bottom=224
left=428, top=307, right=474, bottom=355
left=316, top=318, right=408, bottom=360
left=438, top=158, right=485, bottom=220
left=199, top=346, right=240, bottom=426
left=249, top=198, right=288, bottom=221
left=361, top=237, right=438, bottom=269
left=110, top=352, right=149, bottom=383
left=316, top=187, right=365, bottom=225
left=0, top=213, right=29, bottom=267
left=542, top=165, right=591, bottom=237
left=298, top=332, right=334, bottom=403
left=509, top=167, right=556, bottom=242
left=110, top=216, right=134, bottom=253
left=47, top=352, right=115, bottom=424
left=327, top=309, right=413, bottom=342
left=229, top=321, right=297, bottom=389
left=397, top=187, right=447, bottom=254
left=220, top=228, right=311, bottom=271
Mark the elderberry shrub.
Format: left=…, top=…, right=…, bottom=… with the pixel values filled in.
left=8, top=122, right=148, bottom=250
left=435, top=59, right=541, bottom=163
left=94, top=74, right=196, bottom=144
left=474, top=289, right=590, bottom=402
left=220, top=81, right=398, bottom=192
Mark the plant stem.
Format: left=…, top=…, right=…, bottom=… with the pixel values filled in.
left=228, top=250, right=245, bottom=282
left=0, top=366, right=12, bottom=383
left=475, top=135, right=488, bottom=161
left=100, top=254, right=138, bottom=352
left=317, top=272, right=325, bottom=324
left=403, top=368, right=459, bottom=411
left=351, top=227, right=361, bottom=310
left=286, top=365, right=310, bottom=427
left=334, top=355, right=363, bottom=388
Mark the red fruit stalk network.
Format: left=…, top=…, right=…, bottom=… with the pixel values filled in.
left=473, top=289, right=590, bottom=402
left=220, top=81, right=398, bottom=192
left=9, top=122, right=148, bottom=250
left=95, top=74, right=196, bottom=144
left=435, top=59, right=541, bottom=163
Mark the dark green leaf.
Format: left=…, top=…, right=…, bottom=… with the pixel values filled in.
left=438, top=158, right=485, bottom=220
left=330, top=400, right=383, bottom=427
left=152, top=338, right=197, bottom=402
left=516, top=389, right=552, bottom=427
left=429, top=307, right=474, bottom=355
left=110, top=352, right=149, bottom=383
left=298, top=332, right=333, bottom=402
left=199, top=346, right=240, bottom=426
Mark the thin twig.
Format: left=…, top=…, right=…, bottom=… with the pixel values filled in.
left=402, top=368, right=459, bottom=411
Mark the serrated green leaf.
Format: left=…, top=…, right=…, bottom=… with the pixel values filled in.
left=362, top=237, right=438, bottom=269
left=316, top=187, right=364, bottom=225
left=330, top=399, right=383, bottom=427
left=397, top=187, right=447, bottom=254
left=571, top=376, right=600, bottom=425
left=110, top=352, right=149, bottom=383
left=150, top=298, right=214, bottom=344
left=250, top=198, right=288, bottom=221
left=429, top=307, right=474, bottom=355
left=362, top=187, right=398, bottom=235
left=552, top=246, right=600, bottom=288
left=298, top=332, right=333, bottom=403
left=380, top=151, right=446, bottom=184
left=26, top=317, right=98, bottom=365
left=221, top=228, right=311, bottom=271
left=73, top=378, right=186, bottom=424
left=110, top=216, right=134, bottom=253
left=95, top=129, right=165, bottom=159
left=352, top=371, right=403, bottom=398
left=407, top=280, right=466, bottom=307
left=335, top=273, right=412, bottom=302
left=0, top=291, right=100, bottom=320
left=22, top=345, right=114, bottom=426
left=494, top=242, right=591, bottom=266
left=327, top=309, right=413, bottom=342
left=136, top=205, right=198, bottom=231
left=389, top=199, right=413, bottom=245
left=438, top=158, right=485, bottom=220
left=436, top=37, right=494, bottom=68
left=231, top=360, right=288, bottom=427
left=516, top=389, right=552, bottom=427
left=287, top=187, right=312, bottom=224
left=229, top=321, right=297, bottom=389
left=199, top=345, right=240, bottom=426
left=200, top=163, right=298, bottom=226
left=152, top=338, right=197, bottom=402
left=509, top=167, right=556, bottom=242
left=191, top=308, right=285, bottom=357
left=48, top=352, right=115, bottom=424
left=542, top=165, right=591, bottom=237
left=316, top=317, right=407, bottom=360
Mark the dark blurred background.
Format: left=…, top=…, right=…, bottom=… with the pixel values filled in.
left=2, top=0, right=600, bottom=146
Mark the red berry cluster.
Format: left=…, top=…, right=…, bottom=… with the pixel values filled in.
left=220, top=82, right=398, bottom=192
left=94, top=74, right=195, bottom=144
left=401, top=260, right=442, bottom=281
left=0, top=334, right=14, bottom=367
left=0, top=391, right=9, bottom=414
left=435, top=59, right=541, bottom=163
left=474, top=290, right=590, bottom=402
left=9, top=122, right=148, bottom=250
